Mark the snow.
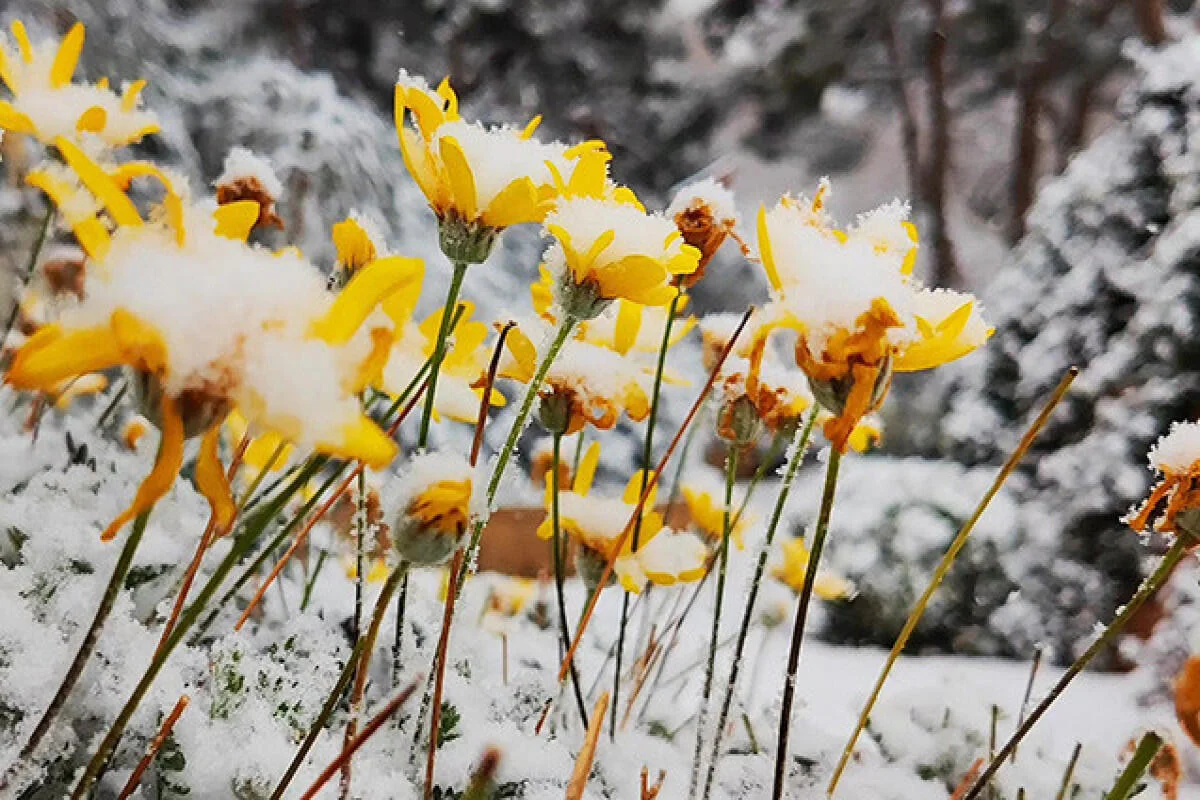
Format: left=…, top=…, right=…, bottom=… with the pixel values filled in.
left=1149, top=420, right=1200, bottom=474
left=215, top=146, right=283, bottom=199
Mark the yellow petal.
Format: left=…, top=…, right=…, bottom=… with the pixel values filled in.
left=319, top=414, right=398, bottom=469
left=111, top=309, right=170, bottom=376
left=310, top=256, right=424, bottom=345
left=0, top=46, right=15, bottom=94
left=439, top=135, right=478, bottom=221
left=52, top=373, right=108, bottom=409
left=7, top=323, right=125, bottom=391
left=521, top=115, right=542, bottom=140
left=574, top=441, right=600, bottom=496
left=435, top=77, right=459, bottom=119
left=332, top=217, right=376, bottom=271
left=213, top=200, right=260, bottom=241
left=25, top=169, right=111, bottom=259
left=11, top=21, right=33, bottom=64
left=102, top=392, right=185, bottom=541
left=54, top=137, right=142, bottom=227
left=351, top=327, right=394, bottom=393
left=76, top=105, right=107, bottom=134
left=121, top=79, right=147, bottom=112
left=499, top=325, right=537, bottom=383
left=49, top=23, right=84, bottom=89
left=381, top=261, right=425, bottom=329
left=757, top=206, right=782, bottom=292
left=613, top=300, right=642, bottom=355
left=195, top=425, right=236, bottom=532
left=0, top=100, right=36, bottom=135
left=595, top=256, right=674, bottom=306
left=398, top=126, right=439, bottom=208
left=622, top=469, right=658, bottom=509
left=482, top=177, right=541, bottom=229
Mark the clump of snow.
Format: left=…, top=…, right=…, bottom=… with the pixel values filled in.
left=1147, top=420, right=1200, bottom=474
left=667, top=177, right=739, bottom=226
left=214, top=145, right=283, bottom=199
left=545, top=197, right=685, bottom=267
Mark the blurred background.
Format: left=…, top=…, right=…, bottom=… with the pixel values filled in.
left=4, top=0, right=1200, bottom=676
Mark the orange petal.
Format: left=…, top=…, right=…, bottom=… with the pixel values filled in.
left=195, top=425, right=236, bottom=533
left=102, top=393, right=185, bottom=541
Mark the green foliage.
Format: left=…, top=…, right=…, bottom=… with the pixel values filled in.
left=437, top=700, right=461, bottom=748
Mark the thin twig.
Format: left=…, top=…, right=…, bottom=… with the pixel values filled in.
left=828, top=367, right=1078, bottom=795
left=425, top=549, right=465, bottom=800
left=298, top=679, right=421, bottom=800
left=116, top=695, right=189, bottom=800
left=566, top=692, right=610, bottom=800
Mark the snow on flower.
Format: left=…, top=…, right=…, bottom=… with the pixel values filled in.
left=755, top=179, right=992, bottom=450
left=7, top=141, right=413, bottom=540
left=0, top=20, right=158, bottom=148
left=1127, top=420, right=1200, bottom=541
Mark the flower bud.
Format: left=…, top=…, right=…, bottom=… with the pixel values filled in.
left=717, top=394, right=762, bottom=446
left=437, top=212, right=498, bottom=265
left=575, top=544, right=616, bottom=592
left=391, top=514, right=463, bottom=566
left=556, top=274, right=612, bottom=322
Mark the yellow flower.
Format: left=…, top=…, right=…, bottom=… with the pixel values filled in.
left=392, top=451, right=475, bottom=566
left=755, top=183, right=991, bottom=451
left=0, top=21, right=158, bottom=148
left=542, top=152, right=701, bottom=316
left=394, top=71, right=593, bottom=262
left=8, top=143, right=415, bottom=541
left=481, top=576, right=538, bottom=634
left=537, top=442, right=708, bottom=593
left=499, top=320, right=651, bottom=435
left=771, top=537, right=854, bottom=601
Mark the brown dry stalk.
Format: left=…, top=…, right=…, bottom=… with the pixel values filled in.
left=949, top=758, right=984, bottom=800
left=548, top=308, right=753, bottom=696
left=621, top=627, right=661, bottom=730
left=298, top=679, right=420, bottom=800
left=425, top=549, right=466, bottom=800
left=641, top=767, right=666, bottom=800
left=566, top=692, right=610, bottom=800
left=1175, top=656, right=1200, bottom=748
left=472, top=321, right=515, bottom=467
left=116, top=695, right=190, bottom=800
left=156, top=434, right=250, bottom=653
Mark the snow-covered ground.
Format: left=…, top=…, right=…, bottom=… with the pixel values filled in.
left=0, top=404, right=1191, bottom=799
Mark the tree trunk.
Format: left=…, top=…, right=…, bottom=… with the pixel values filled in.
left=924, top=0, right=960, bottom=287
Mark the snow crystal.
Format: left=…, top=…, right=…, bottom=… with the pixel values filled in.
left=1147, top=419, right=1200, bottom=473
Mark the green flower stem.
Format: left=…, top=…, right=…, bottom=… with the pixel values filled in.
left=300, top=548, right=329, bottom=612
left=353, top=468, right=367, bottom=644
left=613, top=290, right=681, bottom=740
left=465, top=314, right=577, bottom=563
left=689, top=444, right=739, bottom=795
left=11, top=510, right=152, bottom=772
left=1104, top=732, right=1163, bottom=800
left=191, top=459, right=340, bottom=643
left=551, top=432, right=590, bottom=730
left=1, top=205, right=54, bottom=366
left=417, top=261, right=469, bottom=448
left=70, top=488, right=303, bottom=799
left=963, top=537, right=1189, bottom=800
left=272, top=565, right=407, bottom=800
left=772, top=447, right=843, bottom=800
left=703, top=409, right=818, bottom=799
left=1055, top=743, right=1083, bottom=800
left=235, top=440, right=290, bottom=513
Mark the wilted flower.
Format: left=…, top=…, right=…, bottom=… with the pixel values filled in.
left=0, top=21, right=158, bottom=148
left=537, top=442, right=707, bottom=593
left=1127, top=421, right=1200, bottom=543
left=8, top=142, right=412, bottom=540
left=771, top=536, right=854, bottom=600
left=756, top=180, right=991, bottom=451
left=390, top=451, right=475, bottom=566
left=667, top=177, right=742, bottom=287
left=214, top=147, right=285, bottom=231
left=395, top=70, right=589, bottom=264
